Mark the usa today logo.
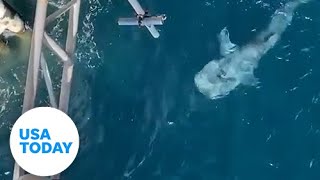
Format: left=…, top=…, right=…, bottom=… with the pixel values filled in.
left=10, top=107, right=80, bottom=177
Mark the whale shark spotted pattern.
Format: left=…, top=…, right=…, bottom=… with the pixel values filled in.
left=194, top=0, right=312, bottom=100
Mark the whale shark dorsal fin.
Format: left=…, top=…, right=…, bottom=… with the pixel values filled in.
left=218, top=27, right=238, bottom=57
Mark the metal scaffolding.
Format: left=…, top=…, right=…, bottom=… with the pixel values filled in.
left=12, top=0, right=81, bottom=179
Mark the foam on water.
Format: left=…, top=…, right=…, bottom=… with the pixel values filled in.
left=48, top=0, right=110, bottom=69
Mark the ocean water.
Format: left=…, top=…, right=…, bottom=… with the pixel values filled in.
left=1, top=0, right=320, bottom=180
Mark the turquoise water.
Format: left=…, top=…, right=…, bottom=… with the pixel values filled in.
left=1, top=0, right=320, bottom=179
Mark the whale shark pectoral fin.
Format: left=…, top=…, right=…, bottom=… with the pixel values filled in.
left=241, top=73, right=259, bottom=86
left=218, top=27, right=238, bottom=57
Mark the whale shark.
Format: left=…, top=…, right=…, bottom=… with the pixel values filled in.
left=194, top=0, right=312, bottom=100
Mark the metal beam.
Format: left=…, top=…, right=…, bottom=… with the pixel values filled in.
left=40, top=53, right=58, bottom=108
left=51, top=1, right=81, bottom=179
left=43, top=33, right=70, bottom=62
left=14, top=0, right=48, bottom=179
left=58, top=0, right=80, bottom=113
left=145, top=25, right=160, bottom=38
left=118, top=16, right=164, bottom=26
left=21, top=0, right=48, bottom=113
left=128, top=0, right=145, bottom=15
left=46, top=0, right=77, bottom=25
left=50, top=2, right=81, bottom=180
left=12, top=164, right=25, bottom=180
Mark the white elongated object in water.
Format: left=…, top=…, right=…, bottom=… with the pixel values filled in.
left=119, top=0, right=165, bottom=38
left=128, top=0, right=145, bottom=15
left=194, top=0, right=312, bottom=100
left=145, top=25, right=160, bottom=38
left=118, top=16, right=164, bottom=26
